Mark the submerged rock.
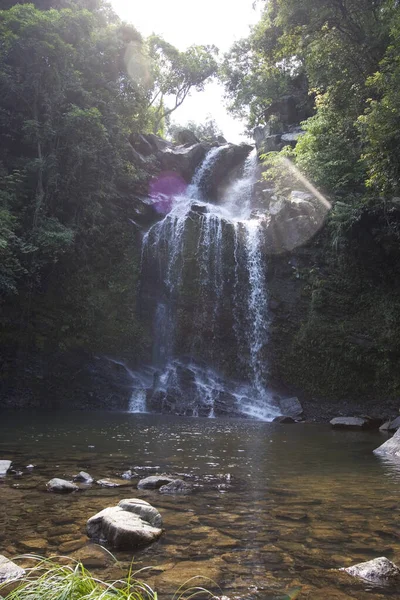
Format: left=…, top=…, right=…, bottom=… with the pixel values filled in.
left=159, top=479, right=192, bottom=494
left=137, top=475, right=175, bottom=490
left=47, top=478, right=79, bottom=493
left=96, top=478, right=128, bottom=488
left=0, top=460, right=11, bottom=477
left=374, top=427, right=400, bottom=457
left=0, top=555, right=25, bottom=583
left=87, top=499, right=162, bottom=549
left=341, top=556, right=400, bottom=585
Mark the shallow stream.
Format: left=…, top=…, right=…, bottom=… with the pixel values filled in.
left=1, top=411, right=399, bottom=600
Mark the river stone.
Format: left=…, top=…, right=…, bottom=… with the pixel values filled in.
left=73, top=471, right=93, bottom=483
left=159, top=479, right=192, bottom=494
left=341, top=556, right=400, bottom=585
left=118, top=498, right=162, bottom=527
left=47, top=478, right=79, bottom=493
left=374, top=427, right=400, bottom=457
left=87, top=505, right=162, bottom=549
left=330, top=417, right=369, bottom=430
left=273, top=416, right=296, bottom=424
left=137, top=475, right=175, bottom=489
left=0, top=555, right=25, bottom=583
left=0, top=461, right=11, bottom=477
left=279, top=397, right=303, bottom=418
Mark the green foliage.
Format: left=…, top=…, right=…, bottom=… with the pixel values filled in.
left=1, top=556, right=216, bottom=600
left=147, top=35, right=219, bottom=133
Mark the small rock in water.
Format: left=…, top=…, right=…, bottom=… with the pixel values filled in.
left=96, top=478, right=123, bottom=488
left=121, top=470, right=133, bottom=480
left=137, top=475, right=174, bottom=489
left=159, top=479, right=192, bottom=494
left=26, top=464, right=35, bottom=470
left=341, top=557, right=400, bottom=585
left=47, top=478, right=79, bottom=493
left=330, top=417, right=369, bottom=430
left=374, top=427, right=400, bottom=457
left=0, top=460, right=12, bottom=477
left=73, top=471, right=93, bottom=484
left=0, top=555, right=25, bottom=583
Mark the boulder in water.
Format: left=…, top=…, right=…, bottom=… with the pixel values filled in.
left=273, top=416, right=296, bottom=424
left=47, top=478, right=79, bottom=493
left=330, top=417, right=374, bottom=430
left=374, top=427, right=400, bottom=457
left=137, top=475, right=175, bottom=490
left=73, top=471, right=93, bottom=484
left=279, top=397, right=303, bottom=418
left=0, top=460, right=11, bottom=476
left=87, top=500, right=162, bottom=549
left=340, top=557, right=400, bottom=585
left=0, top=555, right=25, bottom=584
left=118, top=498, right=162, bottom=527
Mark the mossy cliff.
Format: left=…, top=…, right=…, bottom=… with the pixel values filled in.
left=267, top=202, right=400, bottom=416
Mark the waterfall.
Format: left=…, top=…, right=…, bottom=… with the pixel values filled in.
left=136, top=145, right=280, bottom=421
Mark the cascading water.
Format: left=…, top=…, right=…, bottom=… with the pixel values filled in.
left=136, top=146, right=280, bottom=420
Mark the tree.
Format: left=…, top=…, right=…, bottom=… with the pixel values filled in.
left=147, top=35, right=219, bottom=134
left=168, top=116, right=224, bottom=144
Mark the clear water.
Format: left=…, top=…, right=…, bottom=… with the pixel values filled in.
left=0, top=410, right=399, bottom=599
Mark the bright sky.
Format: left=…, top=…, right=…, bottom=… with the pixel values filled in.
left=110, top=0, right=262, bottom=143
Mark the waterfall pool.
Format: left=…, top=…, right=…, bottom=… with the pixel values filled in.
left=0, top=410, right=399, bottom=599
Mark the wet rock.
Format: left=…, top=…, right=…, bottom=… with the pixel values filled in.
left=199, top=143, right=253, bottom=202
left=381, top=415, right=400, bottom=432
left=59, top=538, right=87, bottom=553
left=273, top=416, right=296, bottom=424
left=330, top=417, right=370, bottom=430
left=87, top=500, right=162, bottom=549
left=190, top=203, right=209, bottom=215
left=73, top=471, right=93, bottom=484
left=341, top=556, right=400, bottom=585
left=0, top=555, right=25, bottom=583
left=118, top=498, right=162, bottom=527
left=137, top=475, right=175, bottom=490
left=159, top=144, right=208, bottom=183
left=374, top=427, right=400, bottom=458
left=0, top=460, right=11, bottom=476
left=159, top=479, right=192, bottom=494
left=96, top=478, right=131, bottom=488
left=47, top=478, right=79, bottom=493
left=121, top=470, right=133, bottom=480
left=154, top=559, right=222, bottom=593
left=279, top=397, right=303, bottom=418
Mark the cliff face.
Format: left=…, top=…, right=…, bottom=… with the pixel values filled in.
left=267, top=204, right=400, bottom=417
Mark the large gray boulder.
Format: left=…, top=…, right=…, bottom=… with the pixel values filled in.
left=47, top=478, right=79, bottom=493
left=137, top=475, right=175, bottom=490
left=87, top=499, right=162, bottom=549
left=0, top=555, right=25, bottom=583
left=374, top=427, right=400, bottom=458
left=0, top=460, right=11, bottom=477
left=279, top=397, right=303, bottom=418
left=341, top=557, right=400, bottom=585
left=330, top=417, right=370, bottom=430
left=175, top=129, right=200, bottom=146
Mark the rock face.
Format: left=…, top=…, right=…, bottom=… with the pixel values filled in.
left=159, top=143, right=209, bottom=183
left=47, top=478, right=79, bottom=493
left=0, top=460, right=11, bottom=476
left=87, top=499, right=162, bottom=549
left=198, top=143, right=253, bottom=202
left=374, top=427, right=400, bottom=457
left=0, top=555, right=25, bottom=583
left=341, top=557, right=400, bottom=585
left=137, top=475, right=175, bottom=490
left=175, top=129, right=200, bottom=146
